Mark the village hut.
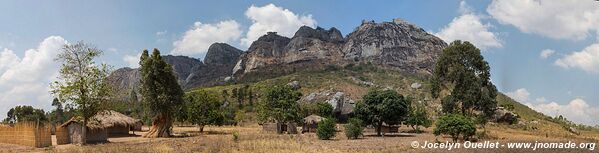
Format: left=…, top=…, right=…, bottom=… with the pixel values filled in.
left=262, top=122, right=298, bottom=134
left=302, top=114, right=324, bottom=133
left=92, top=110, right=141, bottom=137
left=60, top=118, right=108, bottom=144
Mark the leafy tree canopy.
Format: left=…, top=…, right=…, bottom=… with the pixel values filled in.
left=257, top=85, right=302, bottom=124
left=433, top=114, right=476, bottom=142
left=431, top=40, right=497, bottom=118
left=354, top=89, right=410, bottom=136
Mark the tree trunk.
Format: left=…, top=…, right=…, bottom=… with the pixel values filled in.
left=199, top=125, right=205, bottom=133
left=82, top=118, right=87, bottom=145
left=376, top=121, right=382, bottom=136
left=143, top=113, right=172, bottom=138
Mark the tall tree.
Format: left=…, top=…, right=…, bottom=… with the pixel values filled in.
left=431, top=40, right=497, bottom=118
left=257, top=85, right=302, bottom=124
left=51, top=42, right=112, bottom=144
left=184, top=90, right=224, bottom=132
left=354, top=89, right=410, bottom=136
left=51, top=98, right=65, bottom=124
left=139, top=49, right=184, bottom=138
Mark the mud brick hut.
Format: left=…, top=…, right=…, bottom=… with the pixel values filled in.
left=60, top=118, right=108, bottom=144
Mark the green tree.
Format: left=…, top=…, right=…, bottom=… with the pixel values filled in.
left=50, top=98, right=65, bottom=124
left=344, top=118, right=364, bottom=139
left=433, top=114, right=476, bottom=142
left=354, top=89, right=410, bottom=136
left=3, top=105, right=47, bottom=124
left=184, top=90, right=224, bottom=132
left=257, top=85, right=302, bottom=124
left=139, top=49, right=184, bottom=138
left=316, top=102, right=334, bottom=117
left=317, top=118, right=336, bottom=140
left=51, top=42, right=112, bottom=144
left=405, top=105, right=432, bottom=133
left=431, top=40, right=497, bottom=119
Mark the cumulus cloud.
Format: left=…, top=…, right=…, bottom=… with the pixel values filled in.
left=507, top=88, right=599, bottom=125
left=487, top=0, right=599, bottom=40
left=0, top=36, right=67, bottom=119
left=172, top=20, right=242, bottom=57
left=0, top=48, right=20, bottom=72
left=539, top=49, right=555, bottom=59
left=240, top=4, right=317, bottom=47
left=435, top=1, right=502, bottom=50
left=555, top=43, right=599, bottom=74
left=526, top=98, right=599, bottom=125
left=123, top=52, right=142, bottom=68
left=506, top=88, right=530, bottom=103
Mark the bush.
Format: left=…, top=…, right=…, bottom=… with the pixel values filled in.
left=317, top=118, right=337, bottom=140
left=433, top=114, right=476, bottom=142
left=405, top=106, right=432, bottom=133
left=316, top=102, right=334, bottom=117
left=232, top=131, right=239, bottom=142
left=344, top=118, right=364, bottom=139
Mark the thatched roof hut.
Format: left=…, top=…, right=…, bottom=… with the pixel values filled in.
left=91, top=110, right=141, bottom=136
left=302, top=114, right=324, bottom=133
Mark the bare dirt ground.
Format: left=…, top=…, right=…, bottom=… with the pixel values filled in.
left=1, top=125, right=597, bottom=153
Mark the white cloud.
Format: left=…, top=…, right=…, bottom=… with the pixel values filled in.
left=240, top=4, right=317, bottom=47
left=0, top=48, right=20, bottom=72
left=555, top=43, right=599, bottom=74
left=526, top=98, right=599, bottom=125
left=435, top=1, right=502, bottom=50
left=156, top=30, right=167, bottom=36
left=506, top=88, right=530, bottom=103
left=539, top=49, right=555, bottom=59
left=507, top=88, right=599, bottom=125
left=487, top=0, right=599, bottom=40
left=0, top=36, right=67, bottom=119
left=123, top=52, right=142, bottom=68
left=172, top=20, right=242, bottom=57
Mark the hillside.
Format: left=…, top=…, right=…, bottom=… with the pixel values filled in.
left=191, top=65, right=599, bottom=140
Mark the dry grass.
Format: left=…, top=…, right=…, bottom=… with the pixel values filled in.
left=0, top=124, right=597, bottom=153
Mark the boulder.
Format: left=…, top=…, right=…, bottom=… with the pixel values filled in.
left=410, top=82, right=422, bottom=89
left=287, top=81, right=301, bottom=89
left=492, top=107, right=519, bottom=124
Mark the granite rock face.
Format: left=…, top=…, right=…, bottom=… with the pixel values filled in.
left=109, top=43, right=243, bottom=94
left=111, top=18, right=448, bottom=93
left=233, top=18, right=447, bottom=77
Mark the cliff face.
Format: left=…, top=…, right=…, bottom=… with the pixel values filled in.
left=109, top=18, right=447, bottom=93
left=233, top=18, right=447, bottom=77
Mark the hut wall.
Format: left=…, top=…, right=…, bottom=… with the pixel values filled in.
left=55, top=126, right=70, bottom=145
left=107, top=125, right=129, bottom=137
left=65, top=123, right=107, bottom=144
left=0, top=122, right=52, bottom=148
left=286, top=123, right=298, bottom=134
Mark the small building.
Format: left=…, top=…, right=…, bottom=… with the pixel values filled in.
left=262, top=122, right=298, bottom=134
left=93, top=110, right=141, bottom=137
left=60, top=118, right=108, bottom=144
left=302, top=114, right=324, bottom=133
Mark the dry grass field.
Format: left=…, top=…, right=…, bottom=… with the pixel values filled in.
left=1, top=123, right=597, bottom=153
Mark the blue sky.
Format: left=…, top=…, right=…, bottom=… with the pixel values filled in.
left=1, top=0, right=598, bottom=125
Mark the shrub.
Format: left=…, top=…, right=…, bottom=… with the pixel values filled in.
left=316, top=102, right=334, bottom=117
left=317, top=118, right=337, bottom=140
left=344, top=118, right=364, bottom=139
left=405, top=106, right=432, bottom=133
left=232, top=132, right=239, bottom=142
left=433, top=114, right=476, bottom=142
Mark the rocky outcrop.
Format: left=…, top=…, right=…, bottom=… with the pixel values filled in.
left=301, top=91, right=356, bottom=120
left=233, top=18, right=447, bottom=78
left=109, top=43, right=243, bottom=94
left=492, top=107, right=519, bottom=124
left=342, top=19, right=447, bottom=74
left=184, top=43, right=243, bottom=88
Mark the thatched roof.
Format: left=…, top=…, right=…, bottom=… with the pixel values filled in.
left=60, top=110, right=140, bottom=129
left=303, top=114, right=324, bottom=124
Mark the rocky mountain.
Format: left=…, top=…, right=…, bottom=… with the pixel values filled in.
left=108, top=43, right=243, bottom=94
left=233, top=18, right=447, bottom=78
left=109, top=18, right=447, bottom=94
